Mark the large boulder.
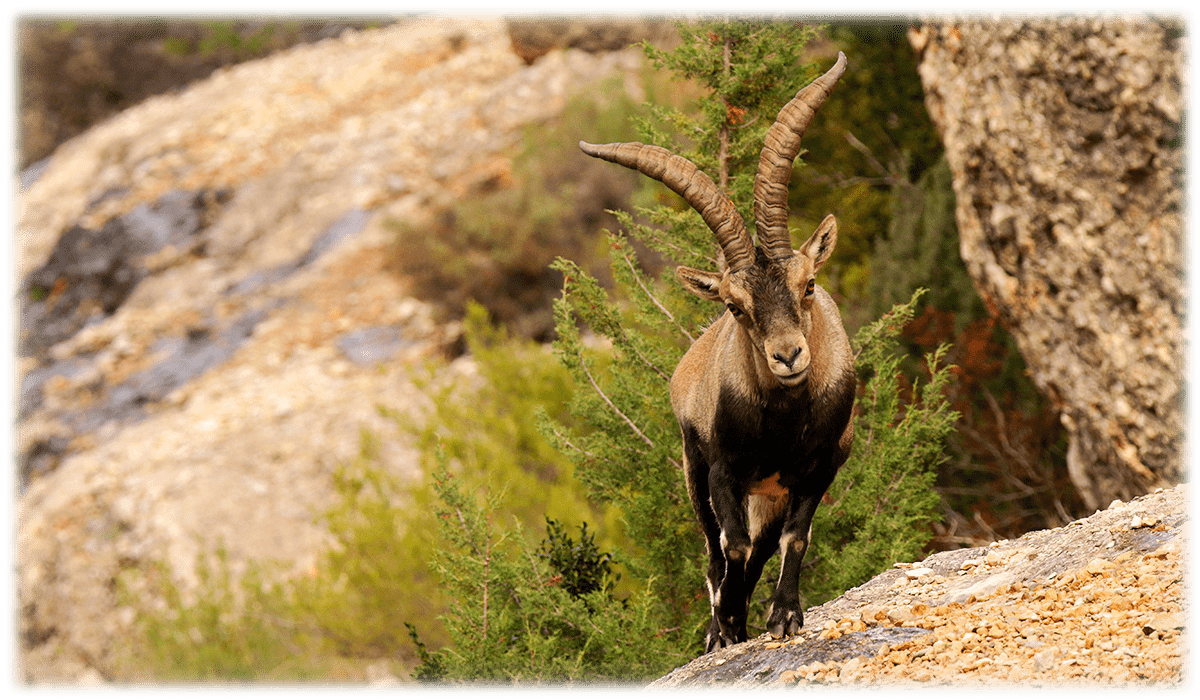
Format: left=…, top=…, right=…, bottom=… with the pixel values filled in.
left=652, top=485, right=1184, bottom=685
left=909, top=19, right=1184, bottom=510
left=15, top=17, right=645, bottom=682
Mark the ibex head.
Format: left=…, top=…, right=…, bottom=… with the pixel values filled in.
left=580, top=52, right=847, bottom=388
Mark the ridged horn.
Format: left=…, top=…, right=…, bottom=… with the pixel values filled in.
left=579, top=140, right=755, bottom=272
left=753, top=51, right=848, bottom=259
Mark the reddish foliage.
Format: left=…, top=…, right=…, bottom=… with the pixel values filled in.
left=902, top=306, right=1081, bottom=548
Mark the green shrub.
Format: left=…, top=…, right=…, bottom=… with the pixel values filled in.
left=295, top=301, right=623, bottom=665
left=539, top=517, right=619, bottom=599
left=409, top=459, right=685, bottom=683
left=288, top=428, right=444, bottom=661
left=804, top=289, right=955, bottom=604
left=118, top=547, right=336, bottom=681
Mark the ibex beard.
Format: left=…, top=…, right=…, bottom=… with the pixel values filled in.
left=581, top=52, right=856, bottom=653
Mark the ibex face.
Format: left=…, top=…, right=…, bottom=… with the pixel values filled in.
left=675, top=214, right=837, bottom=388
left=581, top=52, right=854, bottom=653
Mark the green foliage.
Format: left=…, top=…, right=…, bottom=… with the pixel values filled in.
left=805, top=289, right=955, bottom=604
left=547, top=249, right=701, bottom=638
left=412, top=460, right=683, bottom=683
left=386, top=78, right=646, bottom=340
left=547, top=18, right=956, bottom=652
left=289, top=428, right=443, bottom=659
left=868, top=156, right=981, bottom=324
left=408, top=303, right=622, bottom=540
left=540, top=518, right=619, bottom=598
left=301, top=300, right=622, bottom=664
left=639, top=19, right=820, bottom=228
left=162, top=21, right=300, bottom=59
left=785, top=23, right=946, bottom=320
left=118, top=548, right=333, bottom=681
left=405, top=621, right=447, bottom=682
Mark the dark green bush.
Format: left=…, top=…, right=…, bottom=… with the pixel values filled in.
left=410, top=459, right=684, bottom=683
left=540, top=518, right=619, bottom=599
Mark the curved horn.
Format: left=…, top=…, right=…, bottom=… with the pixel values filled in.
left=580, top=140, right=755, bottom=272
left=753, top=51, right=848, bottom=259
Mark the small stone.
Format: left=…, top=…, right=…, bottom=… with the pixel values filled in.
left=887, top=607, right=917, bottom=624
left=1143, top=613, right=1183, bottom=635
left=905, top=567, right=935, bottom=580
left=840, top=656, right=863, bottom=681
left=1033, top=648, right=1059, bottom=673
left=778, top=669, right=801, bottom=684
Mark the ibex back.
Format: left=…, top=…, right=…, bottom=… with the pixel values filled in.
left=580, top=52, right=855, bottom=652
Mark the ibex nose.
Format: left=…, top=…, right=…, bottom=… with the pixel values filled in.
left=772, top=347, right=803, bottom=369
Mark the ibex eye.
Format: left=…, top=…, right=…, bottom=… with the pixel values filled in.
left=726, top=303, right=743, bottom=318
left=805, top=280, right=816, bottom=296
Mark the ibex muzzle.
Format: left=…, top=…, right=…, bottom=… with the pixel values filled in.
left=581, top=52, right=856, bottom=652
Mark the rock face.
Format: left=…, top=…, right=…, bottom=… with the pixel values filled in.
left=15, top=17, right=645, bottom=682
left=909, top=19, right=1184, bottom=511
left=653, top=485, right=1184, bottom=685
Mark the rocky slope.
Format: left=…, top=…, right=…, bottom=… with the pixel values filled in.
left=654, top=485, right=1185, bottom=686
left=15, top=17, right=647, bottom=682
left=910, top=19, right=1184, bottom=511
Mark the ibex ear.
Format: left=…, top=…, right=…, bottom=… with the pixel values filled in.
left=799, top=214, right=838, bottom=270
left=676, top=266, right=724, bottom=302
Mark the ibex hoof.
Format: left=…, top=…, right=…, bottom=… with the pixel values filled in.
left=704, top=616, right=747, bottom=653
left=767, top=608, right=803, bottom=639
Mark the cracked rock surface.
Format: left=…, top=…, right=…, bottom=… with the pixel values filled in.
left=653, top=485, right=1184, bottom=686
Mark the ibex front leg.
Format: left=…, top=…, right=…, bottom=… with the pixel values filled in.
left=765, top=489, right=826, bottom=638
left=707, top=463, right=752, bottom=649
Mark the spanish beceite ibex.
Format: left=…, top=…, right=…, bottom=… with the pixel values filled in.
left=579, top=52, right=855, bottom=652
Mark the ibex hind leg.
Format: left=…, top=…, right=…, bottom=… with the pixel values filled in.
left=681, top=438, right=734, bottom=653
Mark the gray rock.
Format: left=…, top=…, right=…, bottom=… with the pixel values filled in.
left=654, top=626, right=931, bottom=685
left=912, top=19, right=1183, bottom=509
left=19, top=188, right=229, bottom=357
left=298, top=208, right=372, bottom=267
left=336, top=326, right=414, bottom=366
left=651, top=486, right=1183, bottom=686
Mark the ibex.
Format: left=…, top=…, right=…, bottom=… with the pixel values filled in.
left=579, top=52, right=855, bottom=652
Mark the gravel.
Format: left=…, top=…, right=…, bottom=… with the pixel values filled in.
left=653, top=485, right=1185, bottom=686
